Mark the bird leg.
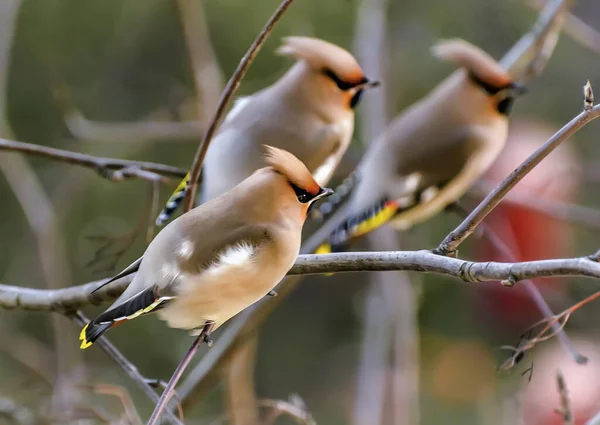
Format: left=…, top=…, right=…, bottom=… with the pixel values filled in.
left=200, top=320, right=215, bottom=347
left=147, top=324, right=215, bottom=425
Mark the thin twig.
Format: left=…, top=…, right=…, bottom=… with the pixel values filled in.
left=182, top=0, right=297, bottom=212
left=527, top=0, right=600, bottom=56
left=146, top=333, right=206, bottom=425
left=436, top=90, right=600, bottom=257
left=500, top=289, right=600, bottom=371
left=555, top=370, right=574, bottom=425
left=70, top=312, right=185, bottom=425
left=471, top=181, right=600, bottom=232
left=64, top=109, right=204, bottom=144
left=454, top=203, right=586, bottom=364
left=0, top=137, right=187, bottom=179
left=501, top=0, right=574, bottom=79
left=89, top=384, right=143, bottom=425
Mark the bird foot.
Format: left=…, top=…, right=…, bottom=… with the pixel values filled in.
left=200, top=320, right=216, bottom=347
left=144, top=378, right=169, bottom=390
left=267, top=290, right=278, bottom=297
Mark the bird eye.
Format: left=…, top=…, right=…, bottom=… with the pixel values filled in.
left=297, top=192, right=311, bottom=203
left=289, top=181, right=313, bottom=203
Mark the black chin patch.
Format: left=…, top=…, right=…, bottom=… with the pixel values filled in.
left=497, top=96, right=515, bottom=116
left=350, top=89, right=364, bottom=109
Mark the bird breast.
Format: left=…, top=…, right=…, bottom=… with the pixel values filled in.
left=156, top=240, right=296, bottom=332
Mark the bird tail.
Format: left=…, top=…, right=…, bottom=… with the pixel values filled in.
left=156, top=172, right=191, bottom=226
left=79, top=288, right=173, bottom=349
left=79, top=321, right=113, bottom=349
left=314, top=198, right=401, bottom=256
left=309, top=171, right=361, bottom=223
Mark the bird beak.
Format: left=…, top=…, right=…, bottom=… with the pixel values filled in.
left=313, top=187, right=334, bottom=201
left=360, top=78, right=381, bottom=90
left=508, top=82, right=527, bottom=96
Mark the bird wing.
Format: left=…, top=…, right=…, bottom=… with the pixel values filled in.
left=90, top=256, right=143, bottom=294
left=318, top=127, right=487, bottom=251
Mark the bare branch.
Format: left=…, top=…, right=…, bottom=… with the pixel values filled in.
left=471, top=181, right=600, bottom=231
left=5, top=250, right=600, bottom=313
left=555, top=371, right=574, bottom=425
left=0, top=137, right=188, bottom=179
left=501, top=0, right=574, bottom=79
left=183, top=0, right=298, bottom=212
left=175, top=0, right=224, bottom=119
left=452, top=202, right=586, bottom=364
left=70, top=312, right=185, bottom=425
left=89, top=384, right=143, bottom=425
left=436, top=91, right=600, bottom=257
left=64, top=109, right=204, bottom=144
left=527, top=0, right=600, bottom=56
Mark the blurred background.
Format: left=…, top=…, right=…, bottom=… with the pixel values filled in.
left=1, top=0, right=600, bottom=424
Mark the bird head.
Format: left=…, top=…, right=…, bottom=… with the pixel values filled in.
left=264, top=145, right=334, bottom=215
left=431, top=38, right=527, bottom=116
left=276, top=36, right=379, bottom=110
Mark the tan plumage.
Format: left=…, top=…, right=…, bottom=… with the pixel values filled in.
left=156, top=36, right=377, bottom=225
left=317, top=39, right=526, bottom=250
left=80, top=147, right=333, bottom=348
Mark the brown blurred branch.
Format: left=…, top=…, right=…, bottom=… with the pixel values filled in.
left=175, top=0, right=224, bottom=119
left=527, top=0, right=600, bottom=56
left=70, top=312, right=185, bottom=425
left=208, top=396, right=316, bottom=425
left=224, top=334, right=259, bottom=425
left=183, top=0, right=297, bottom=212
left=90, top=384, right=143, bottom=425
left=437, top=82, right=600, bottom=256
left=0, top=137, right=188, bottom=180
left=63, top=109, right=204, bottom=144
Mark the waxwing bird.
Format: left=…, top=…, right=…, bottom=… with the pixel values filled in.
left=315, top=38, right=527, bottom=253
left=80, top=147, right=333, bottom=348
left=156, top=36, right=378, bottom=226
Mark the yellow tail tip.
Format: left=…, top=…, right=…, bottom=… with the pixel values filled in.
left=79, top=323, right=92, bottom=350
left=314, top=244, right=332, bottom=255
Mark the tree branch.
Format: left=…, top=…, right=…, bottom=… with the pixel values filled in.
left=436, top=87, right=600, bottom=257
left=63, top=109, right=204, bottom=144
left=4, top=250, right=600, bottom=313
left=182, top=0, right=297, bottom=212
left=501, top=0, right=574, bottom=79
left=527, top=0, right=600, bottom=57
left=0, top=137, right=188, bottom=180
left=70, top=312, right=185, bottom=425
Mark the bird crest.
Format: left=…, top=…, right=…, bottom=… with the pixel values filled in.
left=264, top=145, right=320, bottom=195
left=276, top=36, right=366, bottom=86
left=431, top=38, right=512, bottom=89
